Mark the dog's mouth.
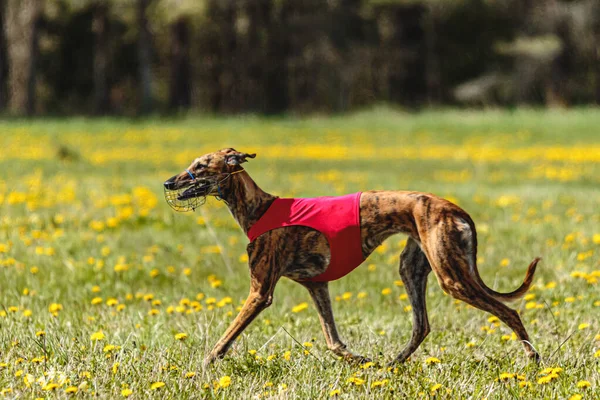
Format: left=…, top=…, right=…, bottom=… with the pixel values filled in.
left=177, top=181, right=212, bottom=200
left=164, top=173, right=218, bottom=212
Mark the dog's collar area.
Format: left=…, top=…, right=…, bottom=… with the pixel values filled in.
left=214, top=169, right=244, bottom=204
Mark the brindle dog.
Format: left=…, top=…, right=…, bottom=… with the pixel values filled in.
left=164, top=148, right=541, bottom=366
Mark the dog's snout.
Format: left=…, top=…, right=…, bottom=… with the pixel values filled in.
left=164, top=174, right=179, bottom=190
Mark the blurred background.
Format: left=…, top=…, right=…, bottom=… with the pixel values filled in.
left=0, top=0, right=599, bottom=117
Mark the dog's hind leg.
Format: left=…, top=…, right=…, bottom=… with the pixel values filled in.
left=424, top=231, right=540, bottom=361
left=390, top=237, right=432, bottom=364
left=442, top=280, right=540, bottom=361
left=300, top=280, right=370, bottom=363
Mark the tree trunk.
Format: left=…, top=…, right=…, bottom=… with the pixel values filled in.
left=168, top=16, right=191, bottom=111
left=6, top=0, right=42, bottom=115
left=0, top=0, right=8, bottom=111
left=137, top=0, right=152, bottom=115
left=594, top=1, right=600, bottom=105
left=424, top=5, right=441, bottom=106
left=93, top=1, right=110, bottom=115
left=25, top=0, right=41, bottom=116
left=545, top=18, right=569, bottom=108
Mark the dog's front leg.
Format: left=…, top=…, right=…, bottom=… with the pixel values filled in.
left=204, top=257, right=280, bottom=366
left=300, top=281, right=370, bottom=363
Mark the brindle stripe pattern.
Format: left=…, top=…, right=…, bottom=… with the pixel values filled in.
left=171, top=150, right=540, bottom=366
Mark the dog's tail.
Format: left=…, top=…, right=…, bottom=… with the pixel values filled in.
left=472, top=257, right=540, bottom=303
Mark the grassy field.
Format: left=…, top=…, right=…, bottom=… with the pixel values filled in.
left=0, top=109, right=599, bottom=399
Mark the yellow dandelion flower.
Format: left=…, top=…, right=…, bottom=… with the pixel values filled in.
left=150, top=382, right=165, bottom=390
left=106, top=298, right=119, bottom=307
left=381, top=288, right=392, bottom=295
left=48, top=303, right=63, bottom=315
left=346, top=377, right=365, bottom=385
left=578, top=323, right=589, bottom=330
left=174, top=332, right=188, bottom=341
left=185, top=371, right=196, bottom=378
left=103, top=344, right=118, bottom=353
left=371, top=379, right=388, bottom=388
left=330, top=389, right=341, bottom=396
left=576, top=380, right=591, bottom=389
left=357, top=292, right=368, bottom=299
left=43, top=383, right=60, bottom=391
left=121, top=388, right=133, bottom=397
left=90, top=331, right=105, bottom=341
left=292, top=302, right=309, bottom=313
left=36, top=331, right=45, bottom=337
left=525, top=301, right=538, bottom=310
left=425, top=357, right=441, bottom=365
left=594, top=350, right=600, bottom=358
left=499, top=373, right=515, bottom=381
left=92, top=297, right=103, bottom=305
left=430, top=383, right=443, bottom=393
left=112, top=362, right=119, bottom=374
left=218, top=376, right=231, bottom=388
left=148, top=309, right=160, bottom=316
left=65, top=386, right=78, bottom=394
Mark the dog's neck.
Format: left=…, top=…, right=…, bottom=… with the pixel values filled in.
left=221, top=170, right=276, bottom=235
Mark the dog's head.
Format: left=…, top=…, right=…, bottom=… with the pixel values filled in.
left=163, top=148, right=256, bottom=210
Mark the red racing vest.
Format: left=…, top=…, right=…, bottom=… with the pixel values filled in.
left=247, top=192, right=364, bottom=282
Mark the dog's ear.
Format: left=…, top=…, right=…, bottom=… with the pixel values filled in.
left=226, top=151, right=256, bottom=166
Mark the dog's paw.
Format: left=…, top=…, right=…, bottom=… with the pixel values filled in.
left=203, top=354, right=218, bottom=368
left=528, top=351, right=541, bottom=364
left=344, top=353, right=372, bottom=365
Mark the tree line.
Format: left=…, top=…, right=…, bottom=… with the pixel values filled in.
left=0, top=0, right=599, bottom=116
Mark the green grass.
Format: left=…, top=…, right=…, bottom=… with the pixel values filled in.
left=0, top=109, right=599, bottom=398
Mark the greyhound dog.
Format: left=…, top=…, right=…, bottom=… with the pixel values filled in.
left=163, top=148, right=540, bottom=366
